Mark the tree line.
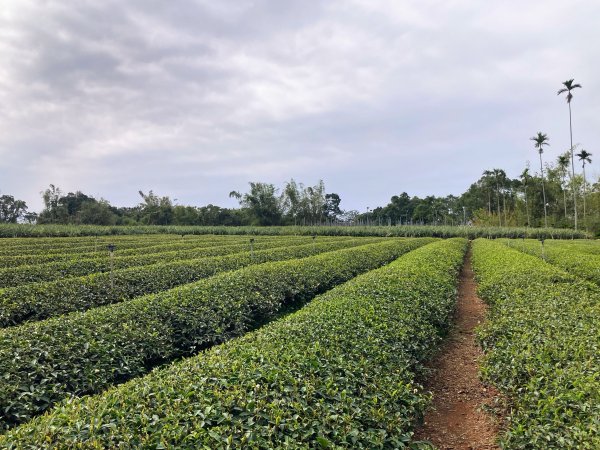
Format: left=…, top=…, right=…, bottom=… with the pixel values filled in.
left=363, top=157, right=599, bottom=233
left=2, top=157, right=599, bottom=233
left=0, top=180, right=344, bottom=227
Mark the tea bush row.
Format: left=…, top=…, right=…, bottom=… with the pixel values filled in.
left=472, top=239, right=600, bottom=449
left=503, top=238, right=600, bottom=287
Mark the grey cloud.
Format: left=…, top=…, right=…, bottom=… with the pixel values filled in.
left=1, top=0, right=599, bottom=212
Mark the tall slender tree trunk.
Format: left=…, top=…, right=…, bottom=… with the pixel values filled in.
left=496, top=179, right=501, bottom=226
left=540, top=153, right=548, bottom=228
left=582, top=163, right=587, bottom=229
left=569, top=102, right=578, bottom=229
left=562, top=174, right=568, bottom=221
left=503, top=194, right=507, bottom=225
left=524, top=186, right=530, bottom=227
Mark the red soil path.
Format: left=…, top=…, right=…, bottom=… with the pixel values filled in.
left=413, top=249, right=501, bottom=449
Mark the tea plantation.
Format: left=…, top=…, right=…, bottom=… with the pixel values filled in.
left=0, top=233, right=598, bottom=448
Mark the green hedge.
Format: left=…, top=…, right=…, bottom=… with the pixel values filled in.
left=0, top=223, right=590, bottom=239
left=0, top=238, right=465, bottom=448
left=0, top=236, right=329, bottom=288
left=0, top=238, right=377, bottom=328
left=472, top=239, right=600, bottom=449
left=0, top=238, right=432, bottom=430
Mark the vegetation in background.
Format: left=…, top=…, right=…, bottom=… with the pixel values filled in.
left=3, top=153, right=599, bottom=233
left=0, top=195, right=32, bottom=223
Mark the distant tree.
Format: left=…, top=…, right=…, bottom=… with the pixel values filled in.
left=558, top=78, right=582, bottom=229
left=78, top=201, right=117, bottom=225
left=531, top=132, right=550, bottom=227
left=323, top=193, right=342, bottom=221
left=480, top=172, right=495, bottom=216
left=38, top=184, right=67, bottom=223
left=138, top=190, right=174, bottom=225
left=0, top=195, right=28, bottom=223
left=380, top=192, right=413, bottom=224
left=577, top=149, right=592, bottom=228
left=412, top=201, right=430, bottom=224
left=280, top=179, right=328, bottom=225
left=228, top=191, right=242, bottom=201
left=483, top=169, right=503, bottom=225
left=111, top=206, right=141, bottom=225
left=231, top=182, right=282, bottom=226
left=460, top=171, right=513, bottom=225
left=556, top=152, right=570, bottom=222
left=200, top=205, right=244, bottom=226
left=42, top=184, right=61, bottom=210
left=280, top=180, right=302, bottom=224
left=172, top=205, right=200, bottom=226
left=60, top=191, right=95, bottom=216
left=23, top=212, right=38, bottom=224
left=491, top=169, right=509, bottom=225
left=304, top=181, right=327, bottom=225
left=339, top=209, right=360, bottom=224
left=38, top=185, right=118, bottom=224
left=519, top=168, right=531, bottom=226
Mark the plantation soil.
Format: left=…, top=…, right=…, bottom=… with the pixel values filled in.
left=413, top=249, right=501, bottom=449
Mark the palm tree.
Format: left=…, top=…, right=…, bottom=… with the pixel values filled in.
left=576, top=149, right=592, bottom=229
left=558, top=78, right=582, bottom=228
left=557, top=152, right=570, bottom=221
left=531, top=132, right=550, bottom=227
left=520, top=167, right=531, bottom=227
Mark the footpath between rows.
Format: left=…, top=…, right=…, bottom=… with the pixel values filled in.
left=414, top=247, right=501, bottom=449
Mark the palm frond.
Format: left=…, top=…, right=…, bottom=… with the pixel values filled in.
left=577, top=149, right=592, bottom=163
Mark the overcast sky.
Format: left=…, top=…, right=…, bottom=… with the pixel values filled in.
left=1, top=0, right=599, bottom=213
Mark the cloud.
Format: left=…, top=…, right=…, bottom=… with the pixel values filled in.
left=1, top=0, right=599, bottom=212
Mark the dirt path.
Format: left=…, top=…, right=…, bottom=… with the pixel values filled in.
left=413, top=249, right=501, bottom=449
